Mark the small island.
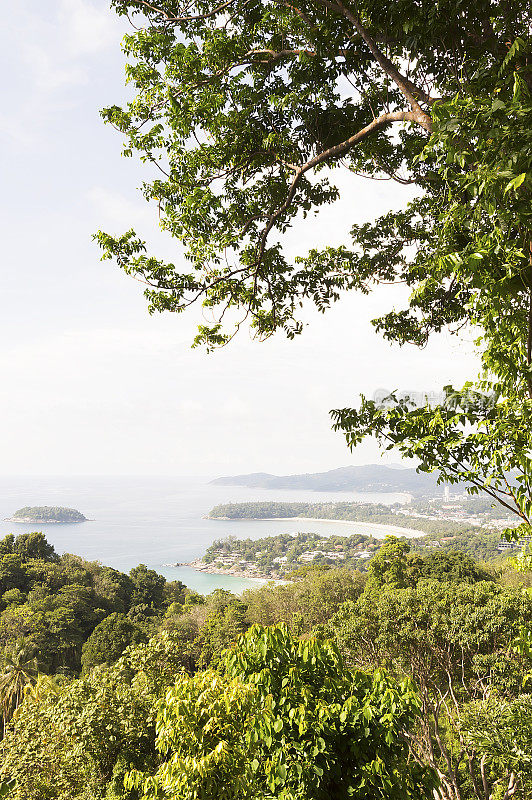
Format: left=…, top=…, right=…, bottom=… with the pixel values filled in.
left=7, top=506, right=87, bottom=524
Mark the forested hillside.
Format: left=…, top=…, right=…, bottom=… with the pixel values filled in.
left=0, top=532, right=199, bottom=676
left=1, top=535, right=532, bottom=799
left=202, top=528, right=505, bottom=577
left=209, top=500, right=485, bottom=536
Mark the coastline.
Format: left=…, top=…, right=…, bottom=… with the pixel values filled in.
left=186, top=559, right=290, bottom=585
left=208, top=515, right=424, bottom=538
left=4, top=517, right=88, bottom=524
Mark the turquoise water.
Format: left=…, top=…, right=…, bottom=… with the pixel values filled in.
left=0, top=476, right=406, bottom=595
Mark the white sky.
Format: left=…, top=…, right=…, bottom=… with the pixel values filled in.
left=0, top=1, right=478, bottom=476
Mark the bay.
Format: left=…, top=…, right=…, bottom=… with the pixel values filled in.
left=0, top=476, right=408, bottom=594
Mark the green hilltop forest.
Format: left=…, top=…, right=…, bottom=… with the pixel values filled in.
left=6, top=0, right=532, bottom=798
left=208, top=500, right=487, bottom=536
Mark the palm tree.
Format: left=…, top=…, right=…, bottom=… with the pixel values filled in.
left=0, top=640, right=38, bottom=735
left=21, top=672, right=60, bottom=706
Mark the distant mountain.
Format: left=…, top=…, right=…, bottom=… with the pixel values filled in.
left=210, top=465, right=441, bottom=495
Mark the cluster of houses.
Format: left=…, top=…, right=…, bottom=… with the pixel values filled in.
left=208, top=544, right=373, bottom=571
left=497, top=535, right=532, bottom=552
left=273, top=549, right=349, bottom=564
left=208, top=552, right=263, bottom=573
left=407, top=497, right=518, bottom=530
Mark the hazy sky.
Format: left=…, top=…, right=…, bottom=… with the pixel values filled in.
left=1, top=1, right=478, bottom=476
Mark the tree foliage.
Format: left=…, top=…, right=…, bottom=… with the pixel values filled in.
left=97, top=0, right=532, bottom=529
left=0, top=632, right=189, bottom=800
left=81, top=612, right=146, bottom=673
left=0, top=534, right=180, bottom=674
left=99, top=0, right=529, bottom=345
left=126, top=624, right=436, bottom=800
left=328, top=576, right=532, bottom=799
left=243, top=566, right=366, bottom=631
left=2, top=532, right=532, bottom=798
left=0, top=642, right=37, bottom=735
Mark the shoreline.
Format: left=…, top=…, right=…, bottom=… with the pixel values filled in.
left=185, top=559, right=290, bottom=585
left=4, top=517, right=88, bottom=524
left=208, top=515, right=424, bottom=538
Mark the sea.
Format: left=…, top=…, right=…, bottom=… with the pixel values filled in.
left=0, top=476, right=410, bottom=595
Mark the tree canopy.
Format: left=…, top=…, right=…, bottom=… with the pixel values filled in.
left=10, top=3, right=530, bottom=796
left=2, top=534, right=532, bottom=798
left=125, top=624, right=436, bottom=800
left=99, top=0, right=530, bottom=345
left=328, top=572, right=532, bottom=799
left=81, top=613, right=146, bottom=673
left=98, top=0, right=532, bottom=526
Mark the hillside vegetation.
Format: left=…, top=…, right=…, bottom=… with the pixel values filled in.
left=209, top=500, right=483, bottom=536
left=0, top=532, right=200, bottom=676
left=0, top=534, right=531, bottom=798
left=23, top=0, right=532, bottom=795
left=204, top=527, right=506, bottom=578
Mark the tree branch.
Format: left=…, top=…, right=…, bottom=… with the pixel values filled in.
left=249, top=48, right=315, bottom=62
left=502, top=773, right=519, bottom=800
left=248, top=47, right=352, bottom=65
left=329, top=0, right=433, bottom=127
left=129, top=0, right=242, bottom=22
left=254, top=110, right=421, bottom=267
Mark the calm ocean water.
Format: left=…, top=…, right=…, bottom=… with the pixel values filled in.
left=0, top=476, right=407, bottom=595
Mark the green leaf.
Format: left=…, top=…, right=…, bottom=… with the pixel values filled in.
left=504, top=173, right=526, bottom=194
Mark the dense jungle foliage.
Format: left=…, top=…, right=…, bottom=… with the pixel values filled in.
left=0, top=532, right=200, bottom=678
left=1, top=534, right=532, bottom=799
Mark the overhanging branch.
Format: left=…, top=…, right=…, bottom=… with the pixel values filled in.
left=255, top=110, right=421, bottom=267
left=312, top=0, right=433, bottom=126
